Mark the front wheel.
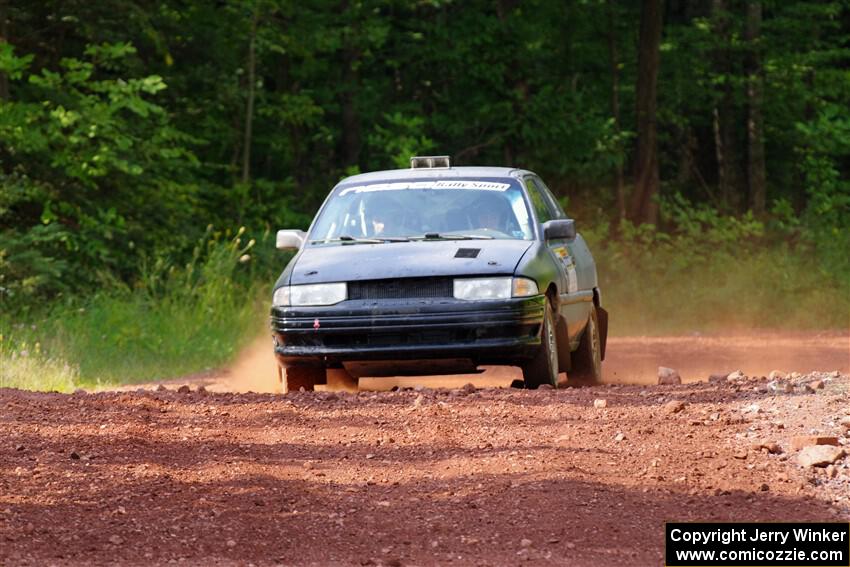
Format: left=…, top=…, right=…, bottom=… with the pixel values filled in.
left=569, top=304, right=603, bottom=386
left=521, top=299, right=559, bottom=389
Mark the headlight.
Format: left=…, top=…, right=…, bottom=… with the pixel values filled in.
left=511, top=277, right=539, bottom=297
left=453, top=277, right=539, bottom=300
left=273, top=286, right=291, bottom=306
left=272, top=283, right=347, bottom=307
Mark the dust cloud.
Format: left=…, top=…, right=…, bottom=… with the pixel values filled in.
left=203, top=331, right=849, bottom=392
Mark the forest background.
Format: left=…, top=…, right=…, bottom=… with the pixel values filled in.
left=1, top=0, right=848, bottom=390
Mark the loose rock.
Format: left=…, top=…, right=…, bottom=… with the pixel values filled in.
left=726, top=370, right=746, bottom=382
left=658, top=367, right=681, bottom=385
left=177, top=385, right=191, bottom=394
left=790, top=436, right=839, bottom=451
left=797, top=445, right=845, bottom=468
left=767, top=380, right=793, bottom=394
left=663, top=400, right=687, bottom=414
left=768, top=370, right=786, bottom=380
left=752, top=441, right=782, bottom=454
left=593, top=399, right=608, bottom=409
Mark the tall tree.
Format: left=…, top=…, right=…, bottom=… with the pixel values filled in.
left=745, top=0, right=766, bottom=215
left=711, top=0, right=741, bottom=211
left=0, top=0, right=9, bottom=101
left=241, top=5, right=259, bottom=184
left=629, top=0, right=664, bottom=225
left=607, top=0, right=625, bottom=222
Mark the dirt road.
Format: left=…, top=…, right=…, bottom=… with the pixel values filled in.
left=2, top=333, right=849, bottom=566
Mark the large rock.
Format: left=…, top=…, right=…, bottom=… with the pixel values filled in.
left=663, top=400, right=687, bottom=414
left=658, top=367, right=681, bottom=385
left=790, top=435, right=839, bottom=451
left=797, top=445, right=845, bottom=468
left=726, top=370, right=746, bottom=382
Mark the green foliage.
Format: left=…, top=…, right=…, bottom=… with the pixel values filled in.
left=586, top=196, right=850, bottom=335
left=0, top=42, right=200, bottom=305
left=0, top=230, right=273, bottom=390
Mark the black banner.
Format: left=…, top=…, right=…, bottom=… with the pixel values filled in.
left=666, top=523, right=849, bottom=566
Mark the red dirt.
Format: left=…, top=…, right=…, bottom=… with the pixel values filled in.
left=2, top=333, right=849, bottom=566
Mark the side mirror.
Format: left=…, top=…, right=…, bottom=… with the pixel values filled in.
left=542, top=219, right=576, bottom=241
left=276, top=229, right=307, bottom=251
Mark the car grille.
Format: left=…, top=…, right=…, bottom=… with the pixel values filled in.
left=348, top=277, right=453, bottom=300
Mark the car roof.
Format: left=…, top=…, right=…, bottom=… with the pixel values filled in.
left=336, top=166, right=535, bottom=186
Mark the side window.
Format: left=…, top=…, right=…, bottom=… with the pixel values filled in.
left=523, top=177, right=553, bottom=224
left=533, top=177, right=565, bottom=219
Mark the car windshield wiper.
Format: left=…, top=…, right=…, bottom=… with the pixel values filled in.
left=414, top=233, right=495, bottom=240
left=309, top=235, right=410, bottom=244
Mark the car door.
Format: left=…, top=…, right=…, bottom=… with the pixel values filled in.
left=523, top=175, right=567, bottom=287
left=532, top=177, right=598, bottom=294
left=527, top=176, right=594, bottom=346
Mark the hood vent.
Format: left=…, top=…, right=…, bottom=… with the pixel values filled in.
left=454, top=248, right=480, bottom=259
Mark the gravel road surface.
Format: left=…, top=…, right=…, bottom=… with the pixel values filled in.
left=2, top=333, right=849, bottom=566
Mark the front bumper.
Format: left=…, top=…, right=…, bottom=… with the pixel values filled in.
left=270, top=295, right=546, bottom=369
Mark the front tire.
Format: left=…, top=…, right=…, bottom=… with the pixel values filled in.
left=283, top=366, right=326, bottom=393
left=569, top=304, right=603, bottom=386
left=521, top=299, right=559, bottom=389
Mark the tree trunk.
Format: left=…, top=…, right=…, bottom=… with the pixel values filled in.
left=0, top=0, right=9, bottom=101
left=241, top=8, right=259, bottom=184
left=711, top=0, right=741, bottom=211
left=607, top=0, right=625, bottom=222
left=745, top=0, right=766, bottom=215
left=629, top=0, right=664, bottom=225
left=340, top=49, right=360, bottom=167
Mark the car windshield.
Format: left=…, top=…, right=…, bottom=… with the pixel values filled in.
left=309, top=178, right=533, bottom=243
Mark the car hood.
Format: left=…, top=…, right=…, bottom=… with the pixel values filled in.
left=289, top=239, right=533, bottom=285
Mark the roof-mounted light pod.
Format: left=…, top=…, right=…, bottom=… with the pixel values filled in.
left=410, top=155, right=451, bottom=169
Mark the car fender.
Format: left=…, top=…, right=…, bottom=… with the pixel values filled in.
left=514, top=241, right=572, bottom=367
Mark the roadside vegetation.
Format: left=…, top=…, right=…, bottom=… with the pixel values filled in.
left=1, top=229, right=275, bottom=391
left=1, top=2, right=848, bottom=391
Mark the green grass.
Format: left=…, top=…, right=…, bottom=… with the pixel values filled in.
left=597, top=246, right=850, bottom=335
left=1, top=230, right=273, bottom=392
left=585, top=217, right=850, bottom=335
left=1, top=290, right=267, bottom=392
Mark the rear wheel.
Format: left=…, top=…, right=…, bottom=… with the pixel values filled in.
left=569, top=304, right=603, bottom=386
left=521, top=299, right=559, bottom=389
left=283, top=366, right=326, bottom=393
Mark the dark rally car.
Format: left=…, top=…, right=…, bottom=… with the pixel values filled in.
left=270, top=157, right=607, bottom=392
